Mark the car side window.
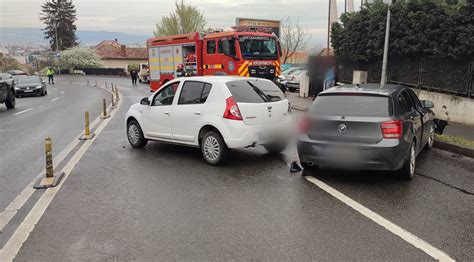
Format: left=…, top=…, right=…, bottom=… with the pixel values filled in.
left=406, top=88, right=423, bottom=110
left=152, top=82, right=179, bottom=106
left=178, top=81, right=212, bottom=105
left=207, top=40, right=216, bottom=54
left=398, top=90, right=415, bottom=113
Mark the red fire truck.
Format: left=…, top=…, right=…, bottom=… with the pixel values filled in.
left=146, top=29, right=282, bottom=91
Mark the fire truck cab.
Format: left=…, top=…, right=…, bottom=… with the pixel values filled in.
left=147, top=30, right=282, bottom=91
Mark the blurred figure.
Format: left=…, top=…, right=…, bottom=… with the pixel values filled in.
left=130, top=69, right=138, bottom=86
left=46, top=67, right=55, bottom=85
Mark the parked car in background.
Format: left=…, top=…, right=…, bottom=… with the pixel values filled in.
left=138, top=63, right=150, bottom=83
left=297, top=84, right=435, bottom=180
left=281, top=67, right=304, bottom=77
left=126, top=76, right=292, bottom=165
left=6, top=70, right=27, bottom=76
left=0, top=73, right=16, bottom=109
left=15, top=76, right=47, bottom=97
left=287, top=70, right=307, bottom=92
left=274, top=75, right=288, bottom=93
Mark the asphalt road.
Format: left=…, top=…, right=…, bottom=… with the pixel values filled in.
left=1, top=76, right=472, bottom=261
left=0, top=80, right=110, bottom=211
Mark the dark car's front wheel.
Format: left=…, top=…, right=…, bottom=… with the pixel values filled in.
left=399, top=142, right=416, bottom=180
left=127, top=120, right=147, bottom=148
left=5, top=91, right=15, bottom=109
left=425, top=125, right=435, bottom=150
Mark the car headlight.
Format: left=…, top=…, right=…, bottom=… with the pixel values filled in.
left=14, top=87, right=19, bottom=90
left=36, top=85, right=42, bottom=89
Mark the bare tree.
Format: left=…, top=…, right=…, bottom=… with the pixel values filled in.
left=281, top=17, right=310, bottom=64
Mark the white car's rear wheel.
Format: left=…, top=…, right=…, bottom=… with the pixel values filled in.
left=201, top=131, right=228, bottom=165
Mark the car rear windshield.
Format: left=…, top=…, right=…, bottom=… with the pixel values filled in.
left=310, top=94, right=390, bottom=117
left=226, top=80, right=284, bottom=103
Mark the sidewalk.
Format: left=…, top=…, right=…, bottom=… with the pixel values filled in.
left=442, top=122, right=474, bottom=142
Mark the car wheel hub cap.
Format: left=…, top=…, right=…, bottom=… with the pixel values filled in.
left=128, top=124, right=139, bottom=144
left=204, top=136, right=220, bottom=161
left=410, top=145, right=416, bottom=176
left=428, top=127, right=434, bottom=146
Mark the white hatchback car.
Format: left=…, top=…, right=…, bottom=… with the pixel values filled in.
left=125, top=76, right=292, bottom=165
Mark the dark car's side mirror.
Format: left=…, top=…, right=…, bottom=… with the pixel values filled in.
left=421, top=100, right=434, bottom=109
left=140, top=97, right=150, bottom=105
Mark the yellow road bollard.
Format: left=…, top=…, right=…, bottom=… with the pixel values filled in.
left=34, top=137, right=65, bottom=189
left=100, top=98, right=110, bottom=119
left=114, top=85, right=119, bottom=101
left=80, top=111, right=95, bottom=140
left=110, top=92, right=116, bottom=109
left=45, top=137, right=53, bottom=178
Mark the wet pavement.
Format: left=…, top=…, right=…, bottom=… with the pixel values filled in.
left=1, top=76, right=472, bottom=261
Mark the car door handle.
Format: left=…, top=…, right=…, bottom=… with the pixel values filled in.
left=164, top=111, right=170, bottom=115
left=194, top=111, right=201, bottom=115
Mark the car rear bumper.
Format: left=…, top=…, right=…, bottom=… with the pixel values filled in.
left=223, top=116, right=293, bottom=148
left=297, top=135, right=409, bottom=171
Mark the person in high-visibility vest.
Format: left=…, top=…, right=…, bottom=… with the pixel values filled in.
left=46, top=67, right=55, bottom=85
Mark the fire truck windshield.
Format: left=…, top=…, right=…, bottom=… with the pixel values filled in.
left=238, top=36, right=278, bottom=60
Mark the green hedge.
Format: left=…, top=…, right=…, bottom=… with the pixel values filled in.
left=331, top=0, right=474, bottom=62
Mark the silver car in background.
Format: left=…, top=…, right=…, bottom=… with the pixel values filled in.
left=297, top=84, right=435, bottom=180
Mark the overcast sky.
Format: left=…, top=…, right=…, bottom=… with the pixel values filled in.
left=1, top=0, right=357, bottom=45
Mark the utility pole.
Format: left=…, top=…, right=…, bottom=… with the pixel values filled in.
left=380, top=2, right=391, bottom=88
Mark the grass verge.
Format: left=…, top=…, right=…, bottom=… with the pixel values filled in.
left=436, top=134, right=474, bottom=149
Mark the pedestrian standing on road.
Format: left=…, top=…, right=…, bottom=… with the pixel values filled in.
left=131, top=70, right=138, bottom=86
left=46, top=67, right=55, bottom=85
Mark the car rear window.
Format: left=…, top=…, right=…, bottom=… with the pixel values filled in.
left=310, top=94, right=390, bottom=117
left=226, top=80, right=284, bottom=103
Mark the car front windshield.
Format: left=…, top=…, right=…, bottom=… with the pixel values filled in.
left=18, top=77, right=39, bottom=84
left=239, top=35, right=278, bottom=60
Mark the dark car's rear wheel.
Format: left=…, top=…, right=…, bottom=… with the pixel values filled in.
left=5, top=91, right=15, bottom=109
left=399, top=142, right=416, bottom=180
left=127, top=120, right=147, bottom=148
left=201, top=131, right=228, bottom=165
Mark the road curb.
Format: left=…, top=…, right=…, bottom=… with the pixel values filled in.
left=434, top=140, right=474, bottom=158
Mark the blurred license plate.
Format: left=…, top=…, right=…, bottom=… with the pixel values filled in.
left=324, top=146, right=359, bottom=160
left=24, top=90, right=33, bottom=93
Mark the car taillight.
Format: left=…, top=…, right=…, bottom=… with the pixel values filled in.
left=223, top=96, right=243, bottom=121
left=299, top=115, right=311, bottom=134
left=381, top=120, right=402, bottom=139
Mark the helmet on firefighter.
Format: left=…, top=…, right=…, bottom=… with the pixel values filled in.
left=177, top=64, right=184, bottom=70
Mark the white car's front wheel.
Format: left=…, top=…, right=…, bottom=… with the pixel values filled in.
left=127, top=120, right=148, bottom=148
left=201, top=131, right=228, bottom=165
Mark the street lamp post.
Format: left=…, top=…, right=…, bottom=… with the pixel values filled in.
left=54, top=13, right=61, bottom=75
left=380, top=2, right=391, bottom=88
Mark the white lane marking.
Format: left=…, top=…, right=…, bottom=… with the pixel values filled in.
left=50, top=97, right=60, bottom=102
left=305, top=176, right=455, bottom=262
left=0, top=81, right=115, bottom=233
left=0, top=116, right=102, bottom=233
left=12, top=108, right=33, bottom=116
left=0, top=90, right=121, bottom=261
